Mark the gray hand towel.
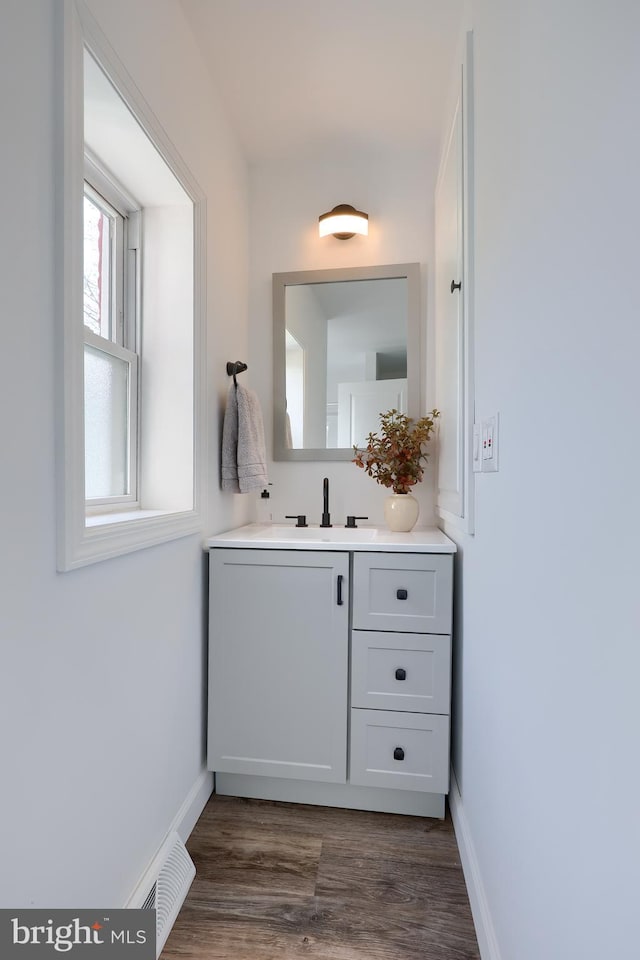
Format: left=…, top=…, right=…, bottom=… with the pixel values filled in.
left=221, top=384, right=269, bottom=493
left=221, top=384, right=240, bottom=491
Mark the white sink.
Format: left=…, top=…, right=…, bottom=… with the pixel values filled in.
left=206, top=523, right=457, bottom=554
left=247, top=524, right=379, bottom=543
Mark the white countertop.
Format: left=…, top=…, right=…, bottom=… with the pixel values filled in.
left=205, top=523, right=456, bottom=553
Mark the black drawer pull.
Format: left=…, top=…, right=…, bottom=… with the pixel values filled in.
left=393, top=747, right=405, bottom=761
left=337, top=574, right=344, bottom=606
left=396, top=588, right=408, bottom=600
left=395, top=668, right=407, bottom=681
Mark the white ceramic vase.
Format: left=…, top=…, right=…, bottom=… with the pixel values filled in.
left=384, top=493, right=419, bottom=532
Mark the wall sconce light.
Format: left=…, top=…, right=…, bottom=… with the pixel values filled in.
left=318, top=203, right=368, bottom=240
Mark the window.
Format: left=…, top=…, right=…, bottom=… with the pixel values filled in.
left=83, top=172, right=139, bottom=507
left=57, top=2, right=206, bottom=570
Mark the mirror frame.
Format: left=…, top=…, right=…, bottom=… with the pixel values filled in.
left=273, top=262, right=421, bottom=461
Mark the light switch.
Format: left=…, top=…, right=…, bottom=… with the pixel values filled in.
left=481, top=414, right=499, bottom=472
left=481, top=421, right=492, bottom=460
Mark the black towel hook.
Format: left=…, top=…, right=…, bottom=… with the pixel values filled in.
left=226, top=360, right=248, bottom=387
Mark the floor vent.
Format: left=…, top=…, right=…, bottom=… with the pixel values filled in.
left=129, top=831, right=196, bottom=957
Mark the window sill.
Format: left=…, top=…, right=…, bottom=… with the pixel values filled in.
left=85, top=508, right=171, bottom=527
left=59, top=507, right=201, bottom=571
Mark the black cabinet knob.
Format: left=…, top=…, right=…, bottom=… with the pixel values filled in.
left=393, top=747, right=405, bottom=761
left=451, top=280, right=462, bottom=293
left=395, top=668, right=407, bottom=681
left=396, top=588, right=408, bottom=600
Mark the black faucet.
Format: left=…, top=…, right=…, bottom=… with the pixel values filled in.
left=320, top=477, right=332, bottom=528
left=285, top=514, right=308, bottom=528
left=345, top=515, right=368, bottom=528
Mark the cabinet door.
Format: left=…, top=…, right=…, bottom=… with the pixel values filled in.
left=208, top=549, right=349, bottom=783
left=435, top=88, right=464, bottom=519
left=435, top=32, right=475, bottom=533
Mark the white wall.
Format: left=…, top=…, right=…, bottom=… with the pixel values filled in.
left=248, top=153, right=440, bottom=527
left=449, top=1, right=640, bottom=958
left=0, top=0, right=249, bottom=907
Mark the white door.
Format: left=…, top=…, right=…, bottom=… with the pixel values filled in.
left=337, top=377, right=407, bottom=448
left=208, top=549, right=349, bottom=783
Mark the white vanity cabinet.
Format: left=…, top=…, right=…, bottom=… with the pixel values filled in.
left=207, top=526, right=455, bottom=818
left=208, top=549, right=349, bottom=783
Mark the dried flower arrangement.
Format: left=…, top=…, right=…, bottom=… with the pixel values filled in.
left=353, top=408, right=440, bottom=494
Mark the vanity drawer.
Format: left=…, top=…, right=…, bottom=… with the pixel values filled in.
left=352, top=553, right=453, bottom=634
left=351, top=631, right=450, bottom=714
left=349, top=709, right=449, bottom=793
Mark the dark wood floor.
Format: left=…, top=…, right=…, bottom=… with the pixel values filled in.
left=161, top=794, right=480, bottom=960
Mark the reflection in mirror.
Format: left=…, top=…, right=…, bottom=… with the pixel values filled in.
left=285, top=331, right=304, bottom=447
left=273, top=264, right=420, bottom=461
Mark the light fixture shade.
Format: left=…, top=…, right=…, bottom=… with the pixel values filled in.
left=319, top=203, right=368, bottom=239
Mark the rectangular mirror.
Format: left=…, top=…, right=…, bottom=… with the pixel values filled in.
left=273, top=263, right=420, bottom=461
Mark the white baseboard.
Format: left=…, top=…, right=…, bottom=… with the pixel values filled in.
left=124, top=768, right=213, bottom=908
left=173, top=769, right=214, bottom=843
left=448, top=767, right=502, bottom=960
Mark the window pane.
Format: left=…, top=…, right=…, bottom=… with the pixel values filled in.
left=83, top=194, right=111, bottom=338
left=84, top=344, right=129, bottom=498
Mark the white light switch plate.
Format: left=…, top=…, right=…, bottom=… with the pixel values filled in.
left=481, top=414, right=499, bottom=472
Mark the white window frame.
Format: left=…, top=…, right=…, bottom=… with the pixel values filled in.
left=83, top=329, right=139, bottom=509
left=83, top=167, right=140, bottom=511
left=56, top=0, right=207, bottom=571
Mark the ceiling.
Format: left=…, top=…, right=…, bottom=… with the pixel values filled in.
left=180, top=0, right=464, bottom=165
